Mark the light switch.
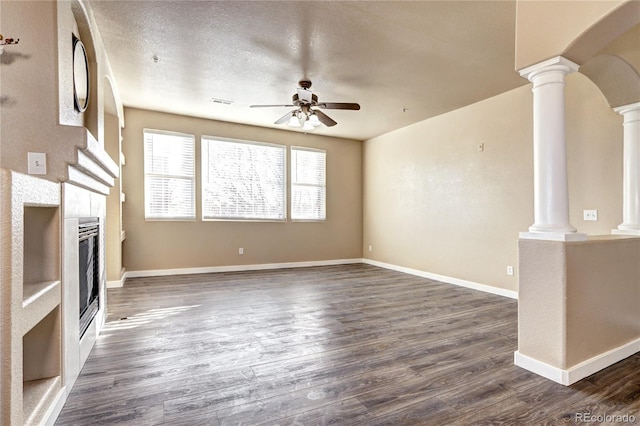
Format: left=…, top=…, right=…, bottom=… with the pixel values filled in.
left=27, top=152, right=47, bottom=175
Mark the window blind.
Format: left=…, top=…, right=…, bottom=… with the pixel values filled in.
left=291, top=147, right=326, bottom=220
left=143, top=130, right=195, bottom=220
left=202, top=137, right=286, bottom=220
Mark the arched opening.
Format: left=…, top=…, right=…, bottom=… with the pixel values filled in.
left=580, top=54, right=640, bottom=109
left=514, top=0, right=639, bottom=71
left=563, top=1, right=640, bottom=65
left=103, top=76, right=124, bottom=286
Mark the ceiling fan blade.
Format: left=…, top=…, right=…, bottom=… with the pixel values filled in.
left=250, top=104, right=295, bottom=108
left=314, top=110, right=337, bottom=127
left=318, top=102, right=361, bottom=110
left=274, top=110, right=296, bottom=125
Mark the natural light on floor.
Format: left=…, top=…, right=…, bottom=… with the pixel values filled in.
left=100, top=304, right=201, bottom=334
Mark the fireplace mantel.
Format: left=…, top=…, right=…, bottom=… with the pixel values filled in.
left=65, top=127, right=119, bottom=195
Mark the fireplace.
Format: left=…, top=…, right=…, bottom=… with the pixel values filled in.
left=78, top=218, right=99, bottom=338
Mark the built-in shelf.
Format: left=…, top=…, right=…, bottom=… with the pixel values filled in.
left=23, top=376, right=62, bottom=425
left=22, top=280, right=61, bottom=334
left=1, top=169, right=62, bottom=425
left=23, top=280, right=60, bottom=307
left=23, top=306, right=61, bottom=426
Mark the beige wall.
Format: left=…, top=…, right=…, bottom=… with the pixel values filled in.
left=519, top=237, right=640, bottom=369
left=0, top=0, right=122, bottom=180
left=565, top=237, right=640, bottom=366
left=104, top=113, right=123, bottom=282
left=363, top=72, right=622, bottom=293
left=121, top=108, right=363, bottom=272
left=0, top=0, right=74, bottom=177
left=517, top=240, right=566, bottom=366
left=598, top=23, right=640, bottom=71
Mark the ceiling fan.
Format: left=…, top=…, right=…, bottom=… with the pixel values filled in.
left=250, top=80, right=360, bottom=131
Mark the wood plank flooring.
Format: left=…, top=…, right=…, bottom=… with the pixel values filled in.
left=55, top=264, right=639, bottom=425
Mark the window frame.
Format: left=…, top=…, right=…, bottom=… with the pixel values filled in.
left=143, top=128, right=196, bottom=221
left=201, top=136, right=287, bottom=222
left=290, top=146, right=327, bottom=222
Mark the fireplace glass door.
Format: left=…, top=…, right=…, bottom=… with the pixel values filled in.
left=78, top=218, right=99, bottom=338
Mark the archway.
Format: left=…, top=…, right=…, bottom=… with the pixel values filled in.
left=103, top=76, right=125, bottom=287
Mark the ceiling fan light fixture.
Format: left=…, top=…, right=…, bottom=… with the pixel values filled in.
left=302, top=118, right=315, bottom=131
left=288, top=113, right=301, bottom=127
left=309, top=112, right=321, bottom=127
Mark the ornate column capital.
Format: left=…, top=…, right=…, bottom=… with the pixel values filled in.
left=519, top=56, right=580, bottom=83
left=614, top=101, right=640, bottom=121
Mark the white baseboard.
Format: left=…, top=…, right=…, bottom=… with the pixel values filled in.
left=107, top=267, right=127, bottom=288
left=42, top=386, right=67, bottom=426
left=106, top=278, right=124, bottom=288
left=121, top=258, right=518, bottom=301
left=363, top=258, right=518, bottom=299
left=124, top=258, right=364, bottom=280
left=514, top=337, right=640, bottom=385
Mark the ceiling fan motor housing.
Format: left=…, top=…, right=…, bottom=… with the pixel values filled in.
left=292, top=93, right=318, bottom=106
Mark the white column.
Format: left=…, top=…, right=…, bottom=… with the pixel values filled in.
left=519, top=57, right=586, bottom=242
left=613, top=102, right=640, bottom=236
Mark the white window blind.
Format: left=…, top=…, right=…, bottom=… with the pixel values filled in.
left=291, top=147, right=326, bottom=220
left=143, top=129, right=195, bottom=220
left=202, top=137, right=286, bottom=220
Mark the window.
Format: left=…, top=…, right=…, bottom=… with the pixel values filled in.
left=291, top=147, right=326, bottom=220
left=202, top=137, right=286, bottom=220
left=143, top=129, right=195, bottom=220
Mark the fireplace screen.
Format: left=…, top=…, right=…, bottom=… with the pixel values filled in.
left=78, top=218, right=99, bottom=338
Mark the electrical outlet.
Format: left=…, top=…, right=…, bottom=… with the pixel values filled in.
left=368, top=245, right=373, bottom=252
left=28, top=152, right=47, bottom=175
left=506, top=266, right=514, bottom=276
left=583, top=210, right=598, bottom=221
left=477, top=143, right=485, bottom=152
left=238, top=248, right=244, bottom=255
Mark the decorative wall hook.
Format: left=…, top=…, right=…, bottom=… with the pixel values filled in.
left=0, top=34, right=20, bottom=55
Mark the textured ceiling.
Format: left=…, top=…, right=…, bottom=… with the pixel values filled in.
left=87, top=0, right=527, bottom=141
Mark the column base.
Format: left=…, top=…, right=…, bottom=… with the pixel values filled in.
left=519, top=231, right=587, bottom=242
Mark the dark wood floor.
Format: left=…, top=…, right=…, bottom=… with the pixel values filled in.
left=56, top=264, right=639, bottom=425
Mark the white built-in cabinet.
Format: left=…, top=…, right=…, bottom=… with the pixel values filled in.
left=1, top=169, right=63, bottom=426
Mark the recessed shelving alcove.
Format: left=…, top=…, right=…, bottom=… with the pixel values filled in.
left=1, top=169, right=62, bottom=426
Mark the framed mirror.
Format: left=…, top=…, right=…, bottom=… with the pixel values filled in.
left=73, top=35, right=89, bottom=112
